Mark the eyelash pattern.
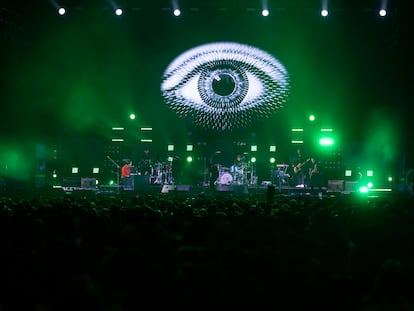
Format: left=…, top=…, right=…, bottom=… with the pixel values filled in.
left=161, top=42, right=290, bottom=131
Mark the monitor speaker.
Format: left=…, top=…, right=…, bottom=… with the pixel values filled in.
left=161, top=184, right=175, bottom=193
left=176, top=185, right=191, bottom=192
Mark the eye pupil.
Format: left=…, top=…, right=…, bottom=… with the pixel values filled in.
left=212, top=73, right=236, bottom=96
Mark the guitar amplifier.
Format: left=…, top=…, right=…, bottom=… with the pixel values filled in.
left=328, top=180, right=344, bottom=191
left=81, top=178, right=96, bottom=190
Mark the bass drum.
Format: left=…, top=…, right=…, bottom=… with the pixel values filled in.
left=219, top=172, right=233, bottom=185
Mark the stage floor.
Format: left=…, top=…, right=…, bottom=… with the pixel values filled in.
left=0, top=180, right=399, bottom=202
left=61, top=182, right=395, bottom=201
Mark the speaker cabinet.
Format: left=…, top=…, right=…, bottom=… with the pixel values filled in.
left=81, top=178, right=96, bottom=190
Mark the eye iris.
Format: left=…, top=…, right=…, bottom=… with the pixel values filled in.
left=198, top=63, right=249, bottom=110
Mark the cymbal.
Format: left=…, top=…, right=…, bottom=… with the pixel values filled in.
left=276, top=164, right=289, bottom=168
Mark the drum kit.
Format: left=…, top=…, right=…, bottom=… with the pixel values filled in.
left=215, top=161, right=255, bottom=185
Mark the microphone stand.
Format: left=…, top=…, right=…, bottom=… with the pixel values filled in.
left=107, top=156, right=121, bottom=195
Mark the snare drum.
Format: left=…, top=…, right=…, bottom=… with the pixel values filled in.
left=219, top=172, right=233, bottom=184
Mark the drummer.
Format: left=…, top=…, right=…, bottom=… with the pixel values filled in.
left=230, top=154, right=244, bottom=175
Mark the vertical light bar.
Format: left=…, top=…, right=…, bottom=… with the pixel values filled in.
left=379, top=0, right=387, bottom=16
left=321, top=0, right=329, bottom=16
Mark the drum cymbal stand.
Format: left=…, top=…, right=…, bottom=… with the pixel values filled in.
left=153, top=162, right=163, bottom=184
left=249, top=162, right=257, bottom=185
left=165, top=158, right=174, bottom=184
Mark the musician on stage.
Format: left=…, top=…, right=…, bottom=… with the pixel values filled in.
left=231, top=154, right=246, bottom=184
left=231, top=154, right=243, bottom=173
left=308, top=157, right=322, bottom=190
left=121, top=159, right=133, bottom=190
left=290, top=147, right=309, bottom=187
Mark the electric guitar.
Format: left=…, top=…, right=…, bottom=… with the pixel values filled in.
left=293, top=158, right=310, bottom=174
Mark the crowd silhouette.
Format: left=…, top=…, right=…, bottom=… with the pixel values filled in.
left=0, top=190, right=414, bottom=310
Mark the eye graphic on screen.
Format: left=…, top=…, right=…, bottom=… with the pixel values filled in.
left=160, top=42, right=290, bottom=131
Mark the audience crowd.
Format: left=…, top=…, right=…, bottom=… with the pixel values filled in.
left=0, top=189, right=414, bottom=310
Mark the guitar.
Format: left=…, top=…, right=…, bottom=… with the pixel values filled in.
left=293, top=158, right=310, bottom=174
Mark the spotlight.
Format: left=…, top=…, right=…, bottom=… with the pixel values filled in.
left=115, top=8, right=123, bottom=16
left=58, top=7, right=66, bottom=15
left=173, top=9, right=181, bottom=16
left=262, top=9, right=269, bottom=17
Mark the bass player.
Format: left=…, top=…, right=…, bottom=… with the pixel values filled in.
left=290, top=147, right=310, bottom=187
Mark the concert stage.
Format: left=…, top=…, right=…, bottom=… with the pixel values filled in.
left=1, top=181, right=394, bottom=204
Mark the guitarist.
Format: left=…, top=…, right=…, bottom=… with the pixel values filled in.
left=308, top=157, right=322, bottom=191
left=290, top=147, right=310, bottom=187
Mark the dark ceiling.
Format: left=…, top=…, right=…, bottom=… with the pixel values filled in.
left=0, top=0, right=405, bottom=17
left=1, top=0, right=413, bottom=162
